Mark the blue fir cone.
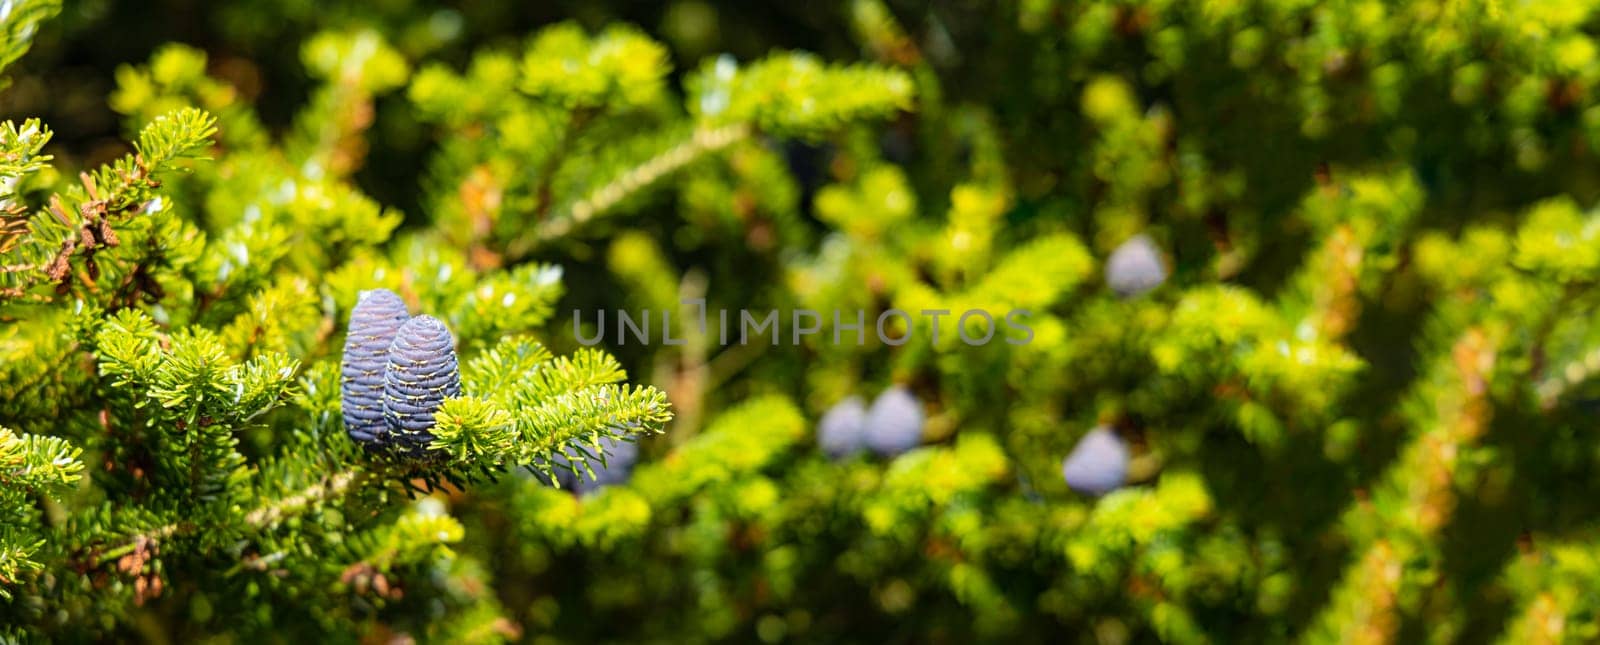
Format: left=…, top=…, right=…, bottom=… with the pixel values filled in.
left=1105, top=234, right=1168, bottom=298
left=382, top=315, right=461, bottom=460
left=817, top=395, right=868, bottom=459
left=864, top=386, right=924, bottom=457
left=1061, top=426, right=1130, bottom=496
left=341, top=289, right=411, bottom=451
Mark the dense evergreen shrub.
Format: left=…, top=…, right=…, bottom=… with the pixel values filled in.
left=6, top=1, right=1600, bottom=642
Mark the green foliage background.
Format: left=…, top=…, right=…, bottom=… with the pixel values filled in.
left=6, top=0, right=1600, bottom=642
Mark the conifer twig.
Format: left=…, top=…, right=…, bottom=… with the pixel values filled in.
left=533, top=123, right=750, bottom=243
left=243, top=469, right=362, bottom=527
left=1313, top=326, right=1499, bottom=642
left=89, top=468, right=366, bottom=566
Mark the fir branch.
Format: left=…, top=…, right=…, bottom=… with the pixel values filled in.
left=0, top=426, right=84, bottom=491
left=532, top=122, right=750, bottom=243
left=244, top=468, right=362, bottom=528
left=0, top=119, right=52, bottom=254
left=1, top=108, right=216, bottom=303
left=1496, top=536, right=1600, bottom=643
left=1284, top=169, right=1421, bottom=342
left=288, top=30, right=409, bottom=178
left=0, top=426, right=83, bottom=598
left=1310, top=326, right=1501, bottom=642
left=90, top=468, right=365, bottom=566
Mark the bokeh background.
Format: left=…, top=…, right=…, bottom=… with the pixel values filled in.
left=9, top=1, right=1600, bottom=642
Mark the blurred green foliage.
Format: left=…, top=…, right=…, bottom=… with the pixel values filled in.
left=4, top=1, right=1600, bottom=643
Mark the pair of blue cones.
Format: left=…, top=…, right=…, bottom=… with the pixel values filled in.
left=817, top=385, right=926, bottom=459
left=340, top=289, right=461, bottom=461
